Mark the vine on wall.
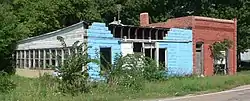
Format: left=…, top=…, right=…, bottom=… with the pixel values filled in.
left=210, top=39, right=233, bottom=75
left=210, top=39, right=233, bottom=61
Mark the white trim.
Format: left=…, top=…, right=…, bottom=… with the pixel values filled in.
left=18, top=21, right=88, bottom=44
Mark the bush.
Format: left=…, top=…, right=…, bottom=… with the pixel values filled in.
left=100, top=53, right=144, bottom=91
left=0, top=71, right=16, bottom=93
left=101, top=53, right=166, bottom=91
left=53, top=36, right=98, bottom=95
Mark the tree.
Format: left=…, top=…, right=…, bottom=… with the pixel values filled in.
left=0, top=3, right=29, bottom=73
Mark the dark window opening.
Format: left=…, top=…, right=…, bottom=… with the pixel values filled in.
left=46, top=60, right=50, bottom=68
left=130, top=28, right=136, bottom=39
left=122, top=27, right=128, bottom=38
left=100, top=48, right=112, bottom=69
left=40, top=60, right=43, bottom=68
left=137, top=29, right=143, bottom=39
left=145, top=48, right=156, bottom=60
left=144, top=29, right=150, bottom=39
left=133, top=43, right=142, bottom=52
left=35, top=60, right=39, bottom=68
left=159, top=49, right=166, bottom=67
left=151, top=29, right=156, bottom=39
left=52, top=60, right=56, bottom=66
left=196, top=43, right=203, bottom=50
left=158, top=30, right=164, bottom=40
left=114, top=27, right=121, bottom=38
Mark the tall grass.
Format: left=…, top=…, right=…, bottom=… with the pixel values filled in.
left=1, top=71, right=250, bottom=101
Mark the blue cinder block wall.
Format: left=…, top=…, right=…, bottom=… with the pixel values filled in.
left=87, top=22, right=121, bottom=80
left=159, top=28, right=193, bottom=76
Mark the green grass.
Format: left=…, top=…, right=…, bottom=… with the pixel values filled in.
left=1, top=71, right=250, bottom=101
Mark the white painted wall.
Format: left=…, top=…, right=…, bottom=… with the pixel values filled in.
left=120, top=42, right=133, bottom=56
left=17, top=23, right=85, bottom=50
left=241, top=49, right=250, bottom=61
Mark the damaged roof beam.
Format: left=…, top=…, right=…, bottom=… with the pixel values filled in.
left=128, top=27, right=131, bottom=39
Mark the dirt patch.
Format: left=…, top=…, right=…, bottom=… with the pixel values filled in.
left=16, top=68, right=54, bottom=78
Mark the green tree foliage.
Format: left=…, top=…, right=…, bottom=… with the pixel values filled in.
left=0, top=3, right=29, bottom=73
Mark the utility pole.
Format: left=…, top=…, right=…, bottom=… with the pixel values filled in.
left=116, top=4, right=122, bottom=25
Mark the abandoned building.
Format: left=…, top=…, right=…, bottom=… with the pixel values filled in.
left=15, top=22, right=193, bottom=79
left=15, top=12, right=237, bottom=79
left=139, top=12, right=237, bottom=76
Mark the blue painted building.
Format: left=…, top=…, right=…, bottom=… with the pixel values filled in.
left=87, top=22, right=121, bottom=80
left=158, top=28, right=193, bottom=75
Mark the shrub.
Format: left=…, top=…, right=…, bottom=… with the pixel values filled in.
left=143, top=57, right=166, bottom=81
left=0, top=71, right=16, bottom=93
left=52, top=36, right=98, bottom=95
left=101, top=53, right=166, bottom=91
left=99, top=53, right=144, bottom=91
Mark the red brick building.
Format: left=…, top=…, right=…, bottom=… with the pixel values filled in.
left=140, top=13, right=237, bottom=76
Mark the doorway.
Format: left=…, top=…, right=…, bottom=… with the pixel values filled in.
left=159, top=49, right=166, bottom=67
left=196, top=43, right=204, bottom=75
left=100, top=48, right=112, bottom=69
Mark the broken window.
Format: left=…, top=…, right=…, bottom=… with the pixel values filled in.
left=133, top=43, right=142, bottom=53
left=145, top=48, right=156, bottom=59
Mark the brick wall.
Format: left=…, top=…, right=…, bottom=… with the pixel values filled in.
left=148, top=15, right=237, bottom=76
left=193, top=18, right=237, bottom=76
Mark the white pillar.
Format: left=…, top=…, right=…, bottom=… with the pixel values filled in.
left=142, top=43, right=145, bottom=55
left=68, top=48, right=71, bottom=55
left=24, top=50, right=27, bottom=68
left=28, top=50, right=31, bottom=68
left=38, top=50, right=41, bottom=69
left=155, top=42, right=159, bottom=67
left=33, top=50, right=35, bottom=69
left=20, top=51, right=23, bottom=68
left=49, top=49, right=52, bottom=65
left=61, top=49, right=64, bottom=65
left=55, top=49, right=58, bottom=66
left=165, top=48, right=168, bottom=70
left=43, top=50, right=46, bottom=69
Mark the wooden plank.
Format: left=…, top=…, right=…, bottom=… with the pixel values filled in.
left=155, top=30, right=159, bottom=40
left=135, top=28, right=138, bottom=39
left=128, top=27, right=131, bottom=39
left=121, top=27, right=123, bottom=38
